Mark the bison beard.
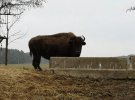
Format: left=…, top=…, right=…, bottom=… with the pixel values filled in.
left=28, top=32, right=86, bottom=70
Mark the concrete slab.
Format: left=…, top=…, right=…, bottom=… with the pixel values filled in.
left=48, top=69, right=132, bottom=79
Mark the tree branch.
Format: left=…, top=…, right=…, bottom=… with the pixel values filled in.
left=8, top=31, right=21, bottom=39
left=0, top=12, right=23, bottom=15
left=126, top=7, right=135, bottom=12
left=8, top=16, right=20, bottom=30
left=8, top=32, right=27, bottom=45
left=0, top=36, right=7, bottom=39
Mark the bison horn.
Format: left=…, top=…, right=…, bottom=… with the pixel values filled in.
left=81, top=35, right=85, bottom=41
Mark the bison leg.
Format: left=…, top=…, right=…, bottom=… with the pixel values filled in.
left=32, top=55, right=42, bottom=71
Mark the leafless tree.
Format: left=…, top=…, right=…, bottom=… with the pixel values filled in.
left=0, top=0, right=46, bottom=65
left=126, top=6, right=135, bottom=12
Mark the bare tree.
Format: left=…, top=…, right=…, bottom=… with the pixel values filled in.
left=0, top=0, right=46, bottom=65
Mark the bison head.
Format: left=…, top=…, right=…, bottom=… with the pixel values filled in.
left=69, top=35, right=86, bottom=57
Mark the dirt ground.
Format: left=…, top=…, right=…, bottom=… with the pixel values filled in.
left=0, top=67, right=134, bottom=100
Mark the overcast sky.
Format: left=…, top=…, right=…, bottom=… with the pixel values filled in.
left=5, top=0, right=135, bottom=57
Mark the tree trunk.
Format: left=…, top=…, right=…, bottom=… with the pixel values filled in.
left=5, top=38, right=8, bottom=65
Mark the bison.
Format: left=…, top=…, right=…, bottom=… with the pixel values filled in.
left=28, top=32, right=86, bottom=70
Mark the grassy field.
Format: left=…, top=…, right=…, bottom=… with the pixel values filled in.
left=0, top=64, right=49, bottom=70
left=0, top=64, right=134, bottom=100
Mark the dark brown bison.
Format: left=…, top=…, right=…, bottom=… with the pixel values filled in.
left=28, top=32, right=86, bottom=70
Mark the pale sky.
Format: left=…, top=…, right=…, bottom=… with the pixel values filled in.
left=4, top=0, right=135, bottom=57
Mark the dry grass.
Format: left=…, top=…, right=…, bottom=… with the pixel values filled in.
left=0, top=65, right=134, bottom=100
left=0, top=64, right=49, bottom=69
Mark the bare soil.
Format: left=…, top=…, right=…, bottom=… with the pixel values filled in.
left=0, top=67, right=134, bottom=100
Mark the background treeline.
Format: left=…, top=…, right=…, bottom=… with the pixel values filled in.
left=0, top=48, right=48, bottom=64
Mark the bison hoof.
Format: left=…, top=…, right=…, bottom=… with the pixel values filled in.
left=35, top=68, right=42, bottom=71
